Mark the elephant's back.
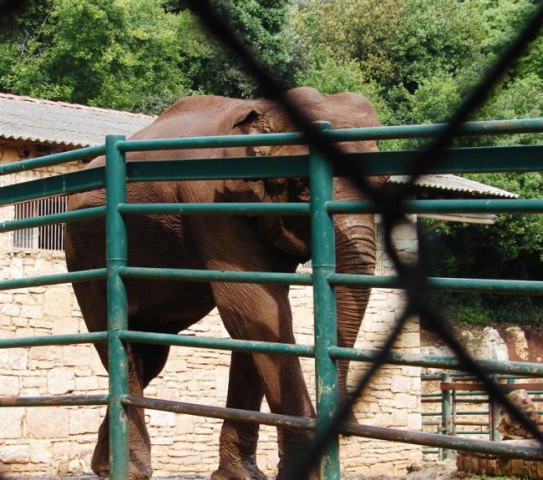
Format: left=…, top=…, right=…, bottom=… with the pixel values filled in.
left=64, top=181, right=213, bottom=329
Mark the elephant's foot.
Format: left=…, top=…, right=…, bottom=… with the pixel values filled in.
left=211, top=458, right=268, bottom=480
left=91, top=455, right=152, bottom=480
left=91, top=449, right=109, bottom=478
left=92, top=467, right=152, bottom=480
left=276, top=464, right=317, bottom=480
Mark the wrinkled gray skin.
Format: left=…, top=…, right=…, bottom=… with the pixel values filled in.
left=64, top=87, right=386, bottom=480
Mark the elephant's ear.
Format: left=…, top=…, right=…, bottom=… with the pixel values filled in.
left=223, top=101, right=311, bottom=259
left=222, top=101, right=274, bottom=205
left=224, top=178, right=267, bottom=206
left=228, top=100, right=275, bottom=157
left=228, top=100, right=272, bottom=132
left=232, top=109, right=261, bottom=134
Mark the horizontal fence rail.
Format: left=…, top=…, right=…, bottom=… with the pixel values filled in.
left=2, top=138, right=543, bottom=207
left=0, top=120, right=542, bottom=479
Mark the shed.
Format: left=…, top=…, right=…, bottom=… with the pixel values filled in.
left=389, top=173, right=517, bottom=224
left=0, top=93, right=153, bottom=150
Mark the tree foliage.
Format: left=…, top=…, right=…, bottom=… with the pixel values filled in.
left=174, top=0, right=300, bottom=98
left=1, top=0, right=542, bottom=323
left=0, top=0, right=300, bottom=109
left=427, top=172, right=543, bottom=326
left=290, top=0, right=486, bottom=125
left=0, top=0, right=194, bottom=112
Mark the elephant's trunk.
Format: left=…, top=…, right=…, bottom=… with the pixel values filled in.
left=333, top=177, right=377, bottom=421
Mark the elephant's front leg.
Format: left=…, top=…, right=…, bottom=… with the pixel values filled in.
left=251, top=350, right=316, bottom=480
left=212, top=351, right=267, bottom=480
left=213, top=282, right=316, bottom=480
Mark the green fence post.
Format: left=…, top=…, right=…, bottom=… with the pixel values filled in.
left=440, top=374, right=452, bottom=461
left=105, top=135, right=129, bottom=479
left=310, top=122, right=341, bottom=480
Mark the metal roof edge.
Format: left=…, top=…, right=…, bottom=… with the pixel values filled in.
left=388, top=174, right=519, bottom=199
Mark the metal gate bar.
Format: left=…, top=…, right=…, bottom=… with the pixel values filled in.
left=104, top=135, right=130, bottom=478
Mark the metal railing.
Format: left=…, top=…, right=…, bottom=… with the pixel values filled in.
left=423, top=374, right=543, bottom=460
left=0, top=121, right=543, bottom=479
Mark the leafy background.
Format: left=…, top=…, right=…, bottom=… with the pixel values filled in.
left=1, top=0, right=542, bottom=326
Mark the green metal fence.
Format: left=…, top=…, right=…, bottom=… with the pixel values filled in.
left=1, top=120, right=543, bottom=479
left=422, top=374, right=543, bottom=461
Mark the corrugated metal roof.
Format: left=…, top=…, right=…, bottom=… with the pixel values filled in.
left=0, top=93, right=154, bottom=147
left=0, top=94, right=520, bottom=199
left=388, top=174, right=518, bottom=198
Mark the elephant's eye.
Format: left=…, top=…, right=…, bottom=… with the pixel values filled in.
left=252, top=146, right=272, bottom=157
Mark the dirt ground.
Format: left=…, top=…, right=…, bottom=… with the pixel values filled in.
left=369, top=462, right=460, bottom=479
left=0, top=463, right=465, bottom=480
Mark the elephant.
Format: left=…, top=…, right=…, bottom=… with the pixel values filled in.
left=64, top=87, right=386, bottom=480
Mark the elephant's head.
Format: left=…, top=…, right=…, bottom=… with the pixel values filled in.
left=225, top=87, right=385, bottom=262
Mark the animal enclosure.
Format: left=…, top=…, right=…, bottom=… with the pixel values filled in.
left=1, top=119, right=543, bottom=479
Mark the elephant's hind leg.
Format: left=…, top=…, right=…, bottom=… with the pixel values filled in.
left=90, top=340, right=170, bottom=479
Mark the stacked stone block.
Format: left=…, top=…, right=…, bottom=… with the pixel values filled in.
left=457, top=441, right=543, bottom=479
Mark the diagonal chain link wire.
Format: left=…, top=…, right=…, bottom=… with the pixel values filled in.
left=185, top=1, right=543, bottom=478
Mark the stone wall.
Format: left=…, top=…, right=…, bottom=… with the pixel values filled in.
left=0, top=149, right=422, bottom=477
left=0, top=254, right=421, bottom=478
left=457, top=441, right=543, bottom=479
